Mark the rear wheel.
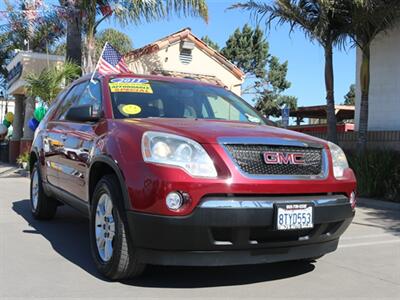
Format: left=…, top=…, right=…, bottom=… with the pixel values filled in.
left=30, top=162, right=57, bottom=220
left=89, top=175, right=145, bottom=280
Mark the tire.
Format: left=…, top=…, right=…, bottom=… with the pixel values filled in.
left=89, top=175, right=146, bottom=280
left=30, top=162, right=58, bottom=220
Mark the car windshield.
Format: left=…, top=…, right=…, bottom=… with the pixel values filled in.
left=109, top=78, right=266, bottom=124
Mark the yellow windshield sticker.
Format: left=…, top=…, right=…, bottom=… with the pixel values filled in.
left=121, top=104, right=142, bottom=115
left=109, top=82, right=153, bottom=94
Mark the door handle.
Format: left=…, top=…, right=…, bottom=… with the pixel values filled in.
left=60, top=134, right=67, bottom=140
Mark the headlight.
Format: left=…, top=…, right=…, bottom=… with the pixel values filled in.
left=142, top=131, right=217, bottom=178
left=328, top=142, right=349, bottom=179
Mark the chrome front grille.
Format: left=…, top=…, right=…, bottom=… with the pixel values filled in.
left=219, top=137, right=328, bottom=180
left=225, top=144, right=323, bottom=176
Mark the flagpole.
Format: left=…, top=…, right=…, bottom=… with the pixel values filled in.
left=90, top=42, right=108, bottom=84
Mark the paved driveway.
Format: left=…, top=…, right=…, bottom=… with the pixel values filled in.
left=1, top=174, right=399, bottom=299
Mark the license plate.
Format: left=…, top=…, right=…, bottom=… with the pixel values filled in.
left=275, top=203, right=314, bottom=230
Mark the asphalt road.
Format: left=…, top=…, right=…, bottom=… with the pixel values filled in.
left=1, top=174, right=400, bottom=299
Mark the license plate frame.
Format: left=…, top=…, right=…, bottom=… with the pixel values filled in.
left=274, top=203, right=314, bottom=230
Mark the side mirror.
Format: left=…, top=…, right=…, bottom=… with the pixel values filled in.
left=65, top=105, right=100, bottom=122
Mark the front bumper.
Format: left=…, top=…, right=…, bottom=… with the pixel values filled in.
left=126, top=195, right=354, bottom=266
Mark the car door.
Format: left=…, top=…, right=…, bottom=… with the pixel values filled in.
left=56, top=80, right=103, bottom=202
left=40, top=91, right=67, bottom=187
left=44, top=83, right=87, bottom=188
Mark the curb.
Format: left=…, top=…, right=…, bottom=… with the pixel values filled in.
left=357, top=197, right=400, bottom=211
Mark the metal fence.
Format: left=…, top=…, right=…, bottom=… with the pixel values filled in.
left=306, top=131, right=400, bottom=151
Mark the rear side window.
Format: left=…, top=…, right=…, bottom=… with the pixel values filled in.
left=43, top=89, right=68, bottom=122
left=74, top=80, right=102, bottom=108
left=54, top=83, right=87, bottom=120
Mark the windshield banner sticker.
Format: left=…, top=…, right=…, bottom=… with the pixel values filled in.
left=109, top=82, right=153, bottom=94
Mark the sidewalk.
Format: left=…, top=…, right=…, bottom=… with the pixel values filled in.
left=0, top=162, right=26, bottom=178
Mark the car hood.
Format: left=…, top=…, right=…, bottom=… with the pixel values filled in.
left=119, top=118, right=328, bottom=146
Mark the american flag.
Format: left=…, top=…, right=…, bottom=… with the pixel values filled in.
left=97, top=43, right=130, bottom=75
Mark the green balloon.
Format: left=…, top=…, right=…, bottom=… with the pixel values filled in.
left=2, top=119, right=11, bottom=128
left=34, top=106, right=47, bottom=122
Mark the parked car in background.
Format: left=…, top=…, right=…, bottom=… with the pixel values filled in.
left=30, top=74, right=356, bottom=280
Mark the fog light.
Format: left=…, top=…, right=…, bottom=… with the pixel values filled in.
left=350, top=191, right=356, bottom=209
left=166, top=192, right=183, bottom=210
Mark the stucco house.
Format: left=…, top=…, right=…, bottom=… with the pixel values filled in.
left=124, top=28, right=245, bottom=96
left=355, top=27, right=400, bottom=131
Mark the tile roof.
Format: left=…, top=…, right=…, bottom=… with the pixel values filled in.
left=124, top=28, right=245, bottom=81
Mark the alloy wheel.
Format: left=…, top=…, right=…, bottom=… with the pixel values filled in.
left=95, top=193, right=116, bottom=262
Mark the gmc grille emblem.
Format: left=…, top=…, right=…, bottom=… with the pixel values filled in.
left=263, top=151, right=306, bottom=165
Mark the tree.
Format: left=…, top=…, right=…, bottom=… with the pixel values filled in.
left=256, top=56, right=297, bottom=118
left=64, top=0, right=208, bottom=73
left=344, top=0, right=400, bottom=152
left=231, top=0, right=350, bottom=144
left=52, top=28, right=133, bottom=59
left=221, top=24, right=268, bottom=79
left=201, top=35, right=220, bottom=51
left=0, top=0, right=65, bottom=77
left=0, top=0, right=67, bottom=139
left=344, top=84, right=355, bottom=105
left=61, top=0, right=82, bottom=66
left=95, top=28, right=133, bottom=58
left=25, top=61, right=81, bottom=105
left=220, top=24, right=296, bottom=118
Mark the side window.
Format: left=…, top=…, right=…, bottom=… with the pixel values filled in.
left=207, top=95, right=241, bottom=120
left=201, top=103, right=211, bottom=119
left=75, top=81, right=102, bottom=111
left=43, top=90, right=67, bottom=122
left=54, top=83, right=86, bottom=120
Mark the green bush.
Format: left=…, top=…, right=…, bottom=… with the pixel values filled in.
left=346, top=150, right=400, bottom=202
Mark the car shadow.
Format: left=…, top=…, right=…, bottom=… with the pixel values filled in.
left=12, top=199, right=315, bottom=288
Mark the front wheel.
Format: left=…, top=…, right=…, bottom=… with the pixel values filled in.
left=89, top=175, right=145, bottom=280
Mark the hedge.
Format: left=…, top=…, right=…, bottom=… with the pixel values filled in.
left=346, top=150, right=400, bottom=202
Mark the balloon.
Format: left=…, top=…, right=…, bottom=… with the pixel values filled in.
left=0, top=124, right=7, bottom=135
left=5, top=112, right=14, bottom=123
left=28, top=118, right=40, bottom=132
left=34, top=106, right=47, bottom=122
left=2, top=119, right=11, bottom=128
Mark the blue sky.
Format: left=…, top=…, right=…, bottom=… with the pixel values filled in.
left=2, top=0, right=356, bottom=107
left=99, top=0, right=356, bottom=108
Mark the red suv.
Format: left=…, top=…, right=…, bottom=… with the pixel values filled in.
left=30, top=74, right=356, bottom=280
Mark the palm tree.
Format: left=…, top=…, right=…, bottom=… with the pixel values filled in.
left=344, top=0, right=400, bottom=152
left=63, top=1, right=83, bottom=67
left=23, top=61, right=79, bottom=137
left=25, top=61, right=81, bottom=105
left=1, top=0, right=67, bottom=140
left=231, top=0, right=349, bottom=144
left=64, top=0, right=208, bottom=73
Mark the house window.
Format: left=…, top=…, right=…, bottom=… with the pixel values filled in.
left=179, top=40, right=195, bottom=65
left=179, top=49, right=192, bottom=64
